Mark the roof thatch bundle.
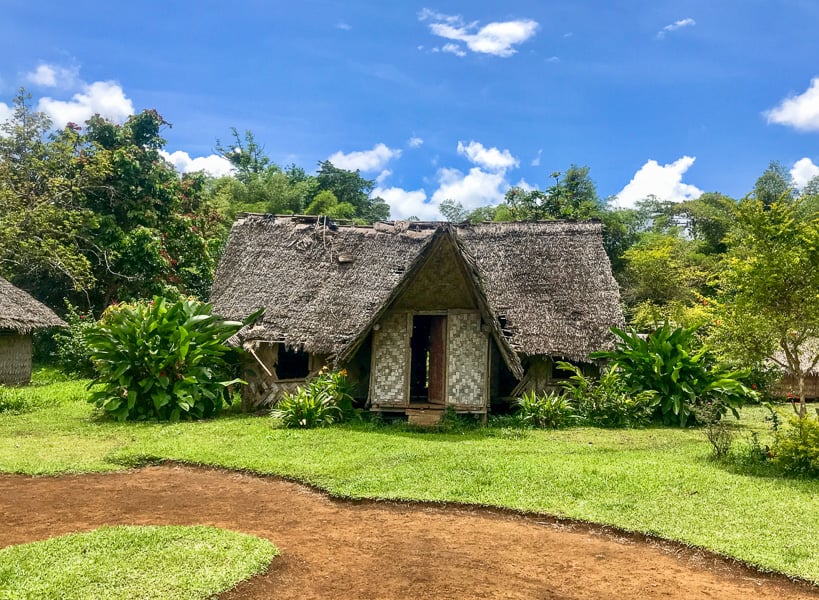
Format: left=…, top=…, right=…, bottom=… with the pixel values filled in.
left=0, top=276, right=66, bottom=333
left=211, top=215, right=623, bottom=364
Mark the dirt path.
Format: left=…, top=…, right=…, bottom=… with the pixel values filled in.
left=1, top=465, right=817, bottom=599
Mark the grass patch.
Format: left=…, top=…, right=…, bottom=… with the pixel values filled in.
left=1, top=380, right=818, bottom=584
left=0, top=525, right=277, bottom=600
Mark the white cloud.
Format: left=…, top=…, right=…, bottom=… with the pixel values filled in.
left=373, top=186, right=439, bottom=220
left=159, top=150, right=234, bottom=177
left=0, top=102, right=12, bottom=123
left=613, top=156, right=702, bottom=208
left=531, top=148, right=542, bottom=167
left=375, top=169, right=392, bottom=185
left=546, top=56, right=560, bottom=63
left=514, top=178, right=535, bottom=192
left=327, top=143, right=401, bottom=172
left=791, top=157, right=819, bottom=189
left=657, top=18, right=696, bottom=39
left=336, top=21, right=351, bottom=30
left=407, top=136, right=424, bottom=148
left=37, top=81, right=134, bottom=127
left=441, top=43, right=466, bottom=57
left=430, top=166, right=508, bottom=210
left=419, top=9, right=538, bottom=58
left=765, top=77, right=819, bottom=133
left=457, top=140, right=519, bottom=171
left=25, top=63, right=78, bottom=88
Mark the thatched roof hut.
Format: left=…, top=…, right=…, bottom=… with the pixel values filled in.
left=0, top=276, right=66, bottom=384
left=212, top=215, right=623, bottom=415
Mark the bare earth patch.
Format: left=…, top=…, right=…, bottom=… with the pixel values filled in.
left=1, top=464, right=817, bottom=599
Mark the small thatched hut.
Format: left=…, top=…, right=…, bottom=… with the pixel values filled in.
left=211, top=215, right=623, bottom=419
left=0, top=277, right=66, bottom=384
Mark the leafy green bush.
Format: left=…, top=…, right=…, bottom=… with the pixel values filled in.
left=557, top=362, right=658, bottom=428
left=53, top=302, right=97, bottom=377
left=515, top=390, right=576, bottom=429
left=271, top=369, right=356, bottom=428
left=772, top=415, right=819, bottom=477
left=86, top=297, right=255, bottom=421
left=591, top=323, right=755, bottom=426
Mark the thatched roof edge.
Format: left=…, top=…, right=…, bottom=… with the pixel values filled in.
left=0, top=277, right=66, bottom=334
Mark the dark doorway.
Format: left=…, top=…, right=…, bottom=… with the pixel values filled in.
left=277, top=346, right=310, bottom=380
left=409, top=315, right=447, bottom=404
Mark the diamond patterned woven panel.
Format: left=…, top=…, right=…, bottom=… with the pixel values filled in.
left=446, top=312, right=487, bottom=408
left=371, top=312, right=409, bottom=404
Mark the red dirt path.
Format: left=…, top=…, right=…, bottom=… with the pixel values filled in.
left=1, top=464, right=817, bottom=599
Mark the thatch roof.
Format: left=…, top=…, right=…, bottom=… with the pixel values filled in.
left=211, top=215, right=623, bottom=365
left=0, top=276, right=66, bottom=334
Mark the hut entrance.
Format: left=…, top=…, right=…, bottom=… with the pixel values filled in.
left=409, top=315, right=446, bottom=405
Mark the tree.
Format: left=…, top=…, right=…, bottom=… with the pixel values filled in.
left=313, top=160, right=390, bottom=222
left=714, top=196, right=819, bottom=417
left=0, top=90, right=98, bottom=302
left=753, top=161, right=794, bottom=208
left=502, top=166, right=604, bottom=221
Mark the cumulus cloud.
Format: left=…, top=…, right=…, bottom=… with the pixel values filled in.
left=407, top=136, right=424, bottom=148
left=327, top=143, right=401, bottom=172
left=457, top=140, right=519, bottom=171
left=159, top=150, right=234, bottom=177
left=25, top=63, right=78, bottom=88
left=373, top=185, right=439, bottom=220
left=419, top=8, right=538, bottom=58
left=430, top=166, right=508, bottom=210
left=441, top=43, right=467, bottom=57
left=0, top=102, right=12, bottom=123
left=613, top=156, right=702, bottom=208
left=531, top=148, right=542, bottom=167
left=657, top=18, right=696, bottom=39
left=765, top=77, right=819, bottom=132
left=791, top=157, right=819, bottom=190
left=37, top=81, right=134, bottom=127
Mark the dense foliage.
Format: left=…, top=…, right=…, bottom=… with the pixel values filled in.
left=86, top=297, right=255, bottom=421
left=557, top=362, right=658, bottom=428
left=772, top=414, right=819, bottom=476
left=591, top=324, right=754, bottom=426
left=271, top=370, right=356, bottom=428
left=515, top=390, right=576, bottom=429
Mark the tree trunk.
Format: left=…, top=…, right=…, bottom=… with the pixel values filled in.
left=796, top=372, right=807, bottom=418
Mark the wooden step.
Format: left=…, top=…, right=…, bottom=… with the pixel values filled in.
left=406, top=408, right=443, bottom=427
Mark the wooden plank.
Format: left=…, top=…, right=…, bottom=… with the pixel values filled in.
left=428, top=316, right=447, bottom=404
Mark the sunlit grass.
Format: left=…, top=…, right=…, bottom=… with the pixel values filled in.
left=0, top=377, right=817, bottom=583
left=0, top=525, right=277, bottom=600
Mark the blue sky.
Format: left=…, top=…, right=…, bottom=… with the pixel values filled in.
left=2, top=0, right=818, bottom=219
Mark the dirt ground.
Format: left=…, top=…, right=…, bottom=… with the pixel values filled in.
left=1, top=465, right=817, bottom=599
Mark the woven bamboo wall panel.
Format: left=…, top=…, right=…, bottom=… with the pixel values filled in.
left=0, top=335, right=32, bottom=384
left=371, top=312, right=409, bottom=404
left=446, top=312, right=487, bottom=408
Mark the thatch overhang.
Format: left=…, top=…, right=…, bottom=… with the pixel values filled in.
left=210, top=215, right=623, bottom=366
left=0, top=277, right=66, bottom=334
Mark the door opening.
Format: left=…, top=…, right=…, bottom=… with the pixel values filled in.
left=409, top=315, right=446, bottom=404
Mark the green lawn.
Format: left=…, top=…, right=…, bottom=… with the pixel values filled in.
left=0, top=525, right=277, bottom=600
left=1, top=375, right=818, bottom=584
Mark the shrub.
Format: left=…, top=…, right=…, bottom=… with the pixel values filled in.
left=591, top=323, right=755, bottom=426
left=86, top=297, right=256, bottom=421
left=53, top=302, right=97, bottom=377
left=515, top=390, right=576, bottom=429
left=772, top=415, right=819, bottom=477
left=271, top=369, right=356, bottom=428
left=693, top=400, right=735, bottom=459
left=558, top=362, right=658, bottom=428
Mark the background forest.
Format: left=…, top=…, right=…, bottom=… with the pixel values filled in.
left=3, top=91, right=819, bottom=392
